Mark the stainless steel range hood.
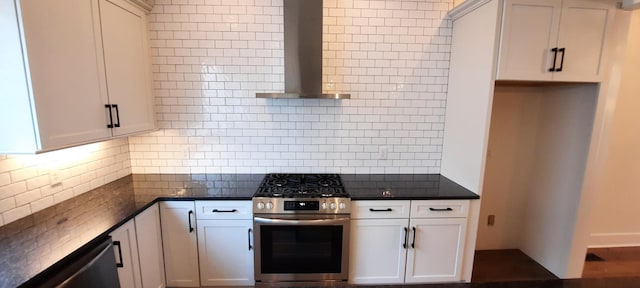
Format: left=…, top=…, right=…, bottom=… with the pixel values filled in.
left=256, top=0, right=350, bottom=99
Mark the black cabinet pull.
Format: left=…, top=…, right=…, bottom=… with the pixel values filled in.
left=248, top=228, right=253, bottom=251
left=112, top=104, right=121, bottom=128
left=411, top=227, right=417, bottom=249
left=188, top=210, right=194, bottom=233
left=429, top=207, right=453, bottom=212
left=212, top=209, right=237, bottom=213
left=549, top=47, right=558, bottom=72
left=113, top=241, right=124, bottom=268
left=402, top=227, right=408, bottom=249
left=105, top=105, right=114, bottom=128
left=556, top=48, right=566, bottom=72
left=369, top=208, right=392, bottom=212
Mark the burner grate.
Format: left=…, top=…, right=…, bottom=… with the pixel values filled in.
left=255, top=173, right=349, bottom=198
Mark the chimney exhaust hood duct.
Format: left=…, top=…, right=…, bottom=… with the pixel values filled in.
left=256, top=0, right=350, bottom=99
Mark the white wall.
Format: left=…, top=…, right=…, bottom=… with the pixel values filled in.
left=129, top=0, right=454, bottom=174
left=476, top=84, right=599, bottom=278
left=476, top=86, right=541, bottom=250
left=590, top=10, right=640, bottom=247
left=0, top=139, right=132, bottom=227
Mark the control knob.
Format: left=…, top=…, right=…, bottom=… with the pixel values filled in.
left=339, top=202, right=346, bottom=210
left=330, top=202, right=336, bottom=210
left=266, top=202, right=274, bottom=210
left=256, top=202, right=265, bottom=210
left=321, top=202, right=328, bottom=210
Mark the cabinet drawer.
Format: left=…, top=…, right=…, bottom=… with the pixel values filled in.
left=410, top=200, right=469, bottom=218
left=351, top=201, right=411, bottom=219
left=195, top=201, right=253, bottom=220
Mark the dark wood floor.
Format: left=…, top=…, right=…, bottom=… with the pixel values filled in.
left=254, top=248, right=640, bottom=288
left=471, top=249, right=558, bottom=282
left=583, top=246, right=640, bottom=278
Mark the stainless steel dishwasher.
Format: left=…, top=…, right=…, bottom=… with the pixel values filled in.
left=20, top=236, right=120, bottom=288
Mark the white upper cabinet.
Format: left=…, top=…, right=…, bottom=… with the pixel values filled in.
left=497, top=0, right=561, bottom=81
left=0, top=0, right=154, bottom=154
left=497, top=0, right=614, bottom=82
left=553, top=0, right=613, bottom=82
left=99, top=0, right=155, bottom=136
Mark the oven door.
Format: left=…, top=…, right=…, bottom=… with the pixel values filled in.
left=253, top=214, right=350, bottom=283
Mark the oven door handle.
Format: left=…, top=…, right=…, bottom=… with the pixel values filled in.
left=253, top=216, right=348, bottom=225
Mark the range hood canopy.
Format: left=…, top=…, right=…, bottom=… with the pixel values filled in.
left=256, top=0, right=350, bottom=99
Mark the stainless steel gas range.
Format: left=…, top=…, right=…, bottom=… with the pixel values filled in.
left=253, top=174, right=351, bottom=284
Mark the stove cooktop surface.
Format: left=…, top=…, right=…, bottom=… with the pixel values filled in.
left=254, top=173, right=349, bottom=198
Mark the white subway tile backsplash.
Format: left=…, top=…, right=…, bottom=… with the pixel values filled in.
left=0, top=139, right=131, bottom=226
left=129, top=0, right=453, bottom=174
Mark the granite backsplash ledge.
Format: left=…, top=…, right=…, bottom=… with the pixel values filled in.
left=0, top=176, right=136, bottom=288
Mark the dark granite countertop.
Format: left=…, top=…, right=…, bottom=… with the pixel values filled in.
left=1, top=174, right=264, bottom=288
left=0, top=173, right=477, bottom=288
left=343, top=174, right=480, bottom=200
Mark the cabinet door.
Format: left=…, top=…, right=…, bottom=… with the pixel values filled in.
left=497, top=0, right=562, bottom=81
left=349, top=219, right=409, bottom=284
left=553, top=0, right=613, bottom=82
left=405, top=218, right=467, bottom=283
left=160, top=201, right=200, bottom=287
left=99, top=0, right=155, bottom=136
left=19, top=0, right=112, bottom=149
left=134, top=204, right=166, bottom=288
left=110, top=220, right=143, bottom=288
left=197, top=219, right=254, bottom=286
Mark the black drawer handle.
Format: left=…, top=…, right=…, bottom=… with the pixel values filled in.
left=105, top=105, right=114, bottom=128
left=112, top=104, right=121, bottom=127
left=549, top=47, right=558, bottom=72
left=113, top=241, right=124, bottom=268
left=369, top=208, right=393, bottom=212
left=411, top=227, right=417, bottom=249
left=429, top=207, right=453, bottom=212
left=555, top=48, right=566, bottom=72
left=188, top=210, right=194, bottom=233
left=402, top=227, right=408, bottom=249
left=212, top=209, right=238, bottom=213
left=248, top=228, right=253, bottom=251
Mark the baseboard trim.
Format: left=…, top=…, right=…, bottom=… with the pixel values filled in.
left=589, top=233, right=640, bottom=248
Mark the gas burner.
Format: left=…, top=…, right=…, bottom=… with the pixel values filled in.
left=273, top=179, right=287, bottom=187
left=254, top=173, right=349, bottom=198
left=318, top=179, right=332, bottom=187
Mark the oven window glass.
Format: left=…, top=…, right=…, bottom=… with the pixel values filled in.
left=260, top=225, right=343, bottom=273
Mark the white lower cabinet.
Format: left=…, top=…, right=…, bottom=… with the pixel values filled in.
left=134, top=204, right=166, bottom=288
left=197, top=219, right=254, bottom=286
left=349, top=219, right=409, bottom=284
left=159, top=200, right=254, bottom=287
left=405, top=218, right=467, bottom=283
left=195, top=200, right=254, bottom=286
left=349, top=200, right=470, bottom=284
left=160, top=201, right=200, bottom=287
left=110, top=220, right=143, bottom=288
left=110, top=204, right=166, bottom=288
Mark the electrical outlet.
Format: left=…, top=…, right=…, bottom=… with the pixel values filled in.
left=379, top=146, right=389, bottom=160
left=181, top=146, right=190, bottom=159
left=50, top=170, right=62, bottom=186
